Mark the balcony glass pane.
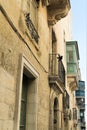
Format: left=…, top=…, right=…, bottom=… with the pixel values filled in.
left=67, top=63, right=77, bottom=74
left=76, top=90, right=85, bottom=97
left=66, top=45, right=77, bottom=63
left=78, top=81, right=85, bottom=90
left=66, top=41, right=79, bottom=75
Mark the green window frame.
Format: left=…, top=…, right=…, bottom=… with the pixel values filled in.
left=20, top=74, right=28, bottom=130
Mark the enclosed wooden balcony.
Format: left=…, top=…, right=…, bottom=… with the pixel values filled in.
left=47, top=0, right=71, bottom=25
left=66, top=41, right=80, bottom=91
left=76, top=80, right=85, bottom=108
left=76, top=91, right=85, bottom=109
left=49, top=54, right=65, bottom=93
left=80, top=122, right=86, bottom=128
left=76, top=98, right=85, bottom=109
left=76, top=90, right=85, bottom=98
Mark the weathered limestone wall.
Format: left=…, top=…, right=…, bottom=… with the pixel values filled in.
left=0, top=1, right=73, bottom=130
left=0, top=1, right=50, bottom=130
left=0, top=67, right=14, bottom=130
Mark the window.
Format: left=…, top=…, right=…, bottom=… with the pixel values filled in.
left=20, top=74, right=28, bottom=130
left=80, top=112, right=84, bottom=117
left=67, top=46, right=74, bottom=63
left=25, top=0, right=39, bottom=43
left=15, top=56, right=39, bottom=130
left=26, top=0, right=38, bottom=29
left=20, top=71, right=38, bottom=130
left=67, top=46, right=73, bottom=51
left=73, top=108, right=77, bottom=120
left=67, top=50, right=73, bottom=62
left=80, top=110, right=84, bottom=117
left=68, top=51, right=73, bottom=62
left=54, top=98, right=59, bottom=130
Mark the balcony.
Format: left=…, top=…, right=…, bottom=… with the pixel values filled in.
left=67, top=63, right=77, bottom=75
left=66, top=41, right=80, bottom=91
left=80, top=122, right=86, bottom=128
left=78, top=80, right=85, bottom=90
left=76, top=90, right=85, bottom=98
left=67, top=63, right=78, bottom=91
left=47, top=0, right=71, bottom=25
left=78, top=103, right=85, bottom=109
left=78, top=119, right=86, bottom=128
left=49, top=54, right=65, bottom=93
left=76, top=96, right=85, bottom=109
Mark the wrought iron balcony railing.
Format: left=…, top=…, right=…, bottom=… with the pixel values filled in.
left=49, top=54, right=65, bottom=83
left=49, top=54, right=65, bottom=92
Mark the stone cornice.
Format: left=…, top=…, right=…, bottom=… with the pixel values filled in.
left=47, top=0, right=71, bottom=25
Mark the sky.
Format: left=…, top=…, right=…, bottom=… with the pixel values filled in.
left=70, top=0, right=87, bottom=126
left=70, top=0, right=86, bottom=81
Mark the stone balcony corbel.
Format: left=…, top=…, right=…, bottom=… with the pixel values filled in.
left=47, top=0, right=71, bottom=25
left=67, top=75, right=78, bottom=91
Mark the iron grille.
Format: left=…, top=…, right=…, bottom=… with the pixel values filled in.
left=49, top=54, right=65, bottom=85
left=25, top=13, right=39, bottom=43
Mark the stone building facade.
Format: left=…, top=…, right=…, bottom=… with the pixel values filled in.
left=0, top=0, right=82, bottom=130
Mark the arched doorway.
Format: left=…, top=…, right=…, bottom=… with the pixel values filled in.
left=54, top=98, right=59, bottom=130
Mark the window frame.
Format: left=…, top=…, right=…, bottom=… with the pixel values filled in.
left=14, top=54, right=39, bottom=130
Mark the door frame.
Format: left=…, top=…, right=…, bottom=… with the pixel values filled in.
left=14, top=54, right=39, bottom=130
